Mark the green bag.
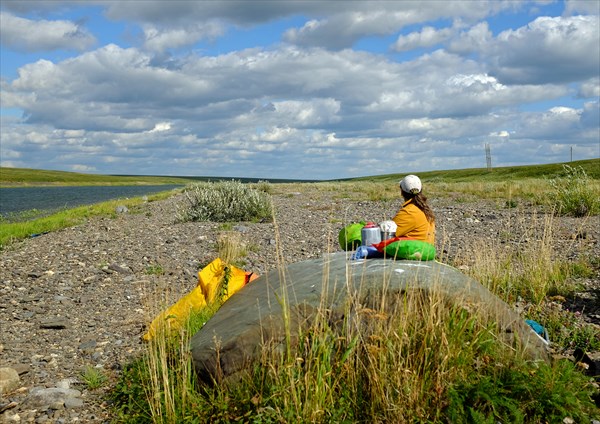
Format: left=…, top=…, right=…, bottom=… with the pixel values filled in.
left=339, top=221, right=365, bottom=251
left=384, top=240, right=436, bottom=261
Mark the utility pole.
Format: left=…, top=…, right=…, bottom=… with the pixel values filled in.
left=570, top=146, right=573, bottom=162
left=485, top=143, right=492, bottom=171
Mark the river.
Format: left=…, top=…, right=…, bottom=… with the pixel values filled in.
left=0, top=185, right=183, bottom=217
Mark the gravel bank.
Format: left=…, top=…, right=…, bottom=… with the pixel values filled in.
left=1, top=187, right=598, bottom=422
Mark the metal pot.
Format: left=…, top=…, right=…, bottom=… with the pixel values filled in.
left=381, top=231, right=395, bottom=241
left=361, top=223, right=381, bottom=246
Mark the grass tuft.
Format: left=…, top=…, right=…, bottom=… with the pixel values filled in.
left=549, top=164, right=600, bottom=216
left=81, top=365, right=108, bottom=390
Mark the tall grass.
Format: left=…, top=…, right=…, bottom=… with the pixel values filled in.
left=549, top=164, right=600, bottom=216
left=113, top=261, right=599, bottom=423
left=448, top=211, right=576, bottom=305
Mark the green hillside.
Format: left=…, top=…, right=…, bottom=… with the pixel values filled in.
left=0, top=167, right=195, bottom=187
left=345, top=158, right=600, bottom=183
left=1, top=158, right=598, bottom=187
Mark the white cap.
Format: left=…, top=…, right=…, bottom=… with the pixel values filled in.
left=399, top=175, right=422, bottom=194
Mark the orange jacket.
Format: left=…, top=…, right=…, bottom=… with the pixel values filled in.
left=392, top=199, right=435, bottom=244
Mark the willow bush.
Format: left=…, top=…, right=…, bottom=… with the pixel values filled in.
left=176, top=180, right=273, bottom=223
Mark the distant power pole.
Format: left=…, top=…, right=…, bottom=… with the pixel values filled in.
left=485, top=143, right=492, bottom=171
left=570, top=146, right=573, bottom=162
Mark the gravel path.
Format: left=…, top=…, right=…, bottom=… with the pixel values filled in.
left=1, top=186, right=598, bottom=423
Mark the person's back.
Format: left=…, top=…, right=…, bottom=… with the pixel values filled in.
left=392, top=175, right=435, bottom=245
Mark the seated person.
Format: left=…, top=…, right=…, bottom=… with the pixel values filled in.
left=392, top=174, right=435, bottom=245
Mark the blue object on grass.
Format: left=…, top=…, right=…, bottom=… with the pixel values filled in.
left=525, top=319, right=549, bottom=343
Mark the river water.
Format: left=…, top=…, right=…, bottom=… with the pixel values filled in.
left=0, top=185, right=183, bottom=217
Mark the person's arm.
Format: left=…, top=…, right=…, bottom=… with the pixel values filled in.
left=392, top=207, right=416, bottom=237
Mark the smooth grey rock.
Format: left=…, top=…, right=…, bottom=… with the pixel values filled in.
left=108, top=263, right=132, bottom=274
left=24, top=387, right=82, bottom=410
left=191, top=253, right=549, bottom=384
left=64, top=397, right=84, bottom=409
left=0, top=367, right=20, bottom=394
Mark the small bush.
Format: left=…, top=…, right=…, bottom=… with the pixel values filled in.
left=253, top=180, right=274, bottom=194
left=176, top=181, right=273, bottom=223
left=549, top=165, right=600, bottom=216
left=81, top=365, right=108, bottom=390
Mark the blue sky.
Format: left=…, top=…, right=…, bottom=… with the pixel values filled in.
left=1, top=0, right=598, bottom=179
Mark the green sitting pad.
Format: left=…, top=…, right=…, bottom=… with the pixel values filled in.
left=384, top=240, right=436, bottom=261
left=338, top=222, right=365, bottom=251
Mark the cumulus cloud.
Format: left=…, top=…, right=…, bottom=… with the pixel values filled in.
left=447, top=22, right=493, bottom=55
left=487, top=16, right=600, bottom=84
left=0, top=11, right=96, bottom=52
left=564, top=0, right=600, bottom=15
left=142, top=22, right=225, bottom=53
left=578, top=77, right=600, bottom=98
left=392, top=25, right=456, bottom=52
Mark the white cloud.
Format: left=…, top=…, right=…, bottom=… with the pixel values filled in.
left=488, top=16, right=600, bottom=84
left=392, top=25, right=455, bottom=52
left=564, top=0, right=600, bottom=15
left=282, top=1, right=519, bottom=49
left=71, top=164, right=96, bottom=172
left=447, top=22, right=493, bottom=54
left=578, top=78, right=600, bottom=98
left=0, top=11, right=96, bottom=52
left=142, top=22, right=225, bottom=53
left=149, top=122, right=172, bottom=133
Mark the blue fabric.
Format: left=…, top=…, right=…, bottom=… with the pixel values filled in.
left=525, top=319, right=549, bottom=342
left=351, top=245, right=383, bottom=260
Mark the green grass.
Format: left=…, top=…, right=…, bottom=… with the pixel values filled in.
left=112, top=282, right=600, bottom=423
left=81, top=365, right=109, bottom=390
left=348, top=158, right=600, bottom=183
left=0, top=167, right=194, bottom=187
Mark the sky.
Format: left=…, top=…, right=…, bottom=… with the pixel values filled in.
left=0, top=1, right=599, bottom=180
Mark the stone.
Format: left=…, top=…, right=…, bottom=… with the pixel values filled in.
left=39, top=318, right=68, bottom=329
left=23, top=387, right=82, bottom=410
left=12, top=363, right=30, bottom=375
left=108, top=263, right=132, bottom=274
left=0, top=367, right=20, bottom=394
left=191, top=253, right=549, bottom=384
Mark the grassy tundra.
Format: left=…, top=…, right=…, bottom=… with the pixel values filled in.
left=1, top=160, right=599, bottom=422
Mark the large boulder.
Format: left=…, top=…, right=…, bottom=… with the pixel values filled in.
left=190, top=253, right=548, bottom=384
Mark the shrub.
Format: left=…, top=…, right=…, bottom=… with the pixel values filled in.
left=176, top=180, right=273, bottom=223
left=549, top=165, right=600, bottom=216
left=80, top=365, right=108, bottom=390
left=253, top=180, right=273, bottom=194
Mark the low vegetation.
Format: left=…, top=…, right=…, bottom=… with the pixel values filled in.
left=549, top=164, right=600, bottom=216
left=113, top=272, right=598, bottom=423
left=80, top=365, right=109, bottom=390
left=0, top=167, right=193, bottom=187
left=176, top=180, right=273, bottom=223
